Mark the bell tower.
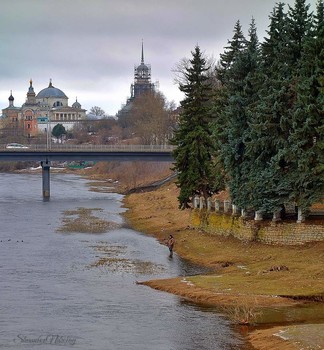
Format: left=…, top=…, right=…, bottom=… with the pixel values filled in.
left=130, top=41, right=155, bottom=99
left=26, top=79, right=36, bottom=105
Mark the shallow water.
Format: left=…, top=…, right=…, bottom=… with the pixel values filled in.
left=0, top=173, right=251, bottom=350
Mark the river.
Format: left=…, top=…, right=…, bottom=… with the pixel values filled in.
left=0, top=173, right=251, bottom=350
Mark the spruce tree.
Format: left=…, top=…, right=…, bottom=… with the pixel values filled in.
left=287, top=0, right=324, bottom=217
left=277, top=0, right=315, bottom=220
left=235, top=18, right=262, bottom=210
left=286, top=0, right=313, bottom=65
left=216, top=20, right=262, bottom=209
left=246, top=3, right=291, bottom=215
left=171, top=46, right=217, bottom=209
left=217, top=20, right=247, bottom=85
left=216, top=21, right=247, bottom=207
left=245, top=0, right=316, bottom=220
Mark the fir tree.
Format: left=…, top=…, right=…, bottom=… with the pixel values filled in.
left=286, top=0, right=313, bottom=65
left=171, top=46, right=218, bottom=209
left=216, top=20, right=262, bottom=209
left=217, top=20, right=247, bottom=85
left=215, top=21, right=247, bottom=207
left=235, top=18, right=262, bottom=210
left=245, top=0, right=316, bottom=219
left=287, top=0, right=324, bottom=217
left=246, top=3, right=291, bottom=214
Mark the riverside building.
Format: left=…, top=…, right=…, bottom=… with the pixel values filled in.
left=1, top=79, right=86, bottom=138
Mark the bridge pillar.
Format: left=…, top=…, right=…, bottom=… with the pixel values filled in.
left=41, top=160, right=51, bottom=200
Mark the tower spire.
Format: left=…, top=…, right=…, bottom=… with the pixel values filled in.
left=141, top=39, right=144, bottom=64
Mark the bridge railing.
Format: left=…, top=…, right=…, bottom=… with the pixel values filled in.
left=0, top=144, right=176, bottom=152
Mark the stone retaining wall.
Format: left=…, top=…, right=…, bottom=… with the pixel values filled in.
left=192, top=210, right=324, bottom=245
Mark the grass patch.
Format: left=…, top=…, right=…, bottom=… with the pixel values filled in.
left=123, top=182, right=324, bottom=302
left=89, top=242, right=164, bottom=275
left=87, top=242, right=165, bottom=275
left=57, top=207, right=119, bottom=234
left=221, top=297, right=262, bottom=325
left=90, top=243, right=127, bottom=256
left=89, top=257, right=165, bottom=275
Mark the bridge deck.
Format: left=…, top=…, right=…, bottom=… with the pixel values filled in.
left=0, top=145, right=174, bottom=162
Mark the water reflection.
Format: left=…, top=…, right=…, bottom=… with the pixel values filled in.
left=258, top=303, right=324, bottom=325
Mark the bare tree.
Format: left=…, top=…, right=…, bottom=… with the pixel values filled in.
left=172, top=53, right=220, bottom=89
left=128, top=91, right=176, bottom=145
left=89, top=106, right=106, bottom=118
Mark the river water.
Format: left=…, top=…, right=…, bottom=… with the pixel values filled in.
left=0, top=173, right=250, bottom=350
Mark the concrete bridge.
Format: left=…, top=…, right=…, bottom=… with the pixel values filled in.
left=0, top=144, right=175, bottom=199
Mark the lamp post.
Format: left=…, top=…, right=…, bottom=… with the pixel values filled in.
left=46, top=98, right=51, bottom=150
left=43, top=97, right=51, bottom=200
left=46, top=110, right=49, bottom=150
left=48, top=105, right=51, bottom=150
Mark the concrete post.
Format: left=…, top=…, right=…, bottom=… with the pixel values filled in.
left=199, top=196, right=205, bottom=209
left=215, top=199, right=220, bottom=212
left=254, top=210, right=263, bottom=221
left=194, top=196, right=199, bottom=209
left=207, top=198, right=212, bottom=211
left=232, top=204, right=239, bottom=216
left=241, top=209, right=247, bottom=218
left=41, top=160, right=51, bottom=200
left=272, top=211, right=281, bottom=222
left=297, top=207, right=305, bottom=223
left=224, top=200, right=231, bottom=213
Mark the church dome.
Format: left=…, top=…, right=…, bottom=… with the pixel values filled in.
left=137, top=63, right=149, bottom=71
left=72, top=98, right=81, bottom=109
left=36, top=80, right=68, bottom=99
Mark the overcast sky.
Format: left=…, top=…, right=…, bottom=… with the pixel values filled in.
left=0, top=0, right=315, bottom=116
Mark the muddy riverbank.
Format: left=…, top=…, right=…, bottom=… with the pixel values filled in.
left=123, top=181, right=324, bottom=350
left=7, top=165, right=324, bottom=348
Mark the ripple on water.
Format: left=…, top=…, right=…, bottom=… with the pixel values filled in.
left=0, top=173, right=248, bottom=350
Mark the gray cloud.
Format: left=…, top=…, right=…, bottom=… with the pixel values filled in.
left=0, top=0, right=311, bottom=115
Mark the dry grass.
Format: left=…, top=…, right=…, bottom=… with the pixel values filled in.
left=57, top=207, right=119, bottom=234
left=89, top=257, right=165, bottom=274
left=221, top=297, right=262, bottom=325
left=87, top=242, right=165, bottom=274
left=124, top=182, right=324, bottom=304
left=83, top=161, right=174, bottom=193
left=247, top=327, right=299, bottom=350
left=86, top=180, right=116, bottom=193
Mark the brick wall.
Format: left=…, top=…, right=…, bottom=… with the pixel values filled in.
left=192, top=210, right=324, bottom=245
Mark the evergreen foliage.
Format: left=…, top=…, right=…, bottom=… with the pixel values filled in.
left=173, top=0, right=323, bottom=220
left=216, top=20, right=261, bottom=209
left=52, top=123, right=66, bottom=140
left=287, top=0, right=324, bottom=211
left=246, top=3, right=292, bottom=214
left=171, top=46, right=220, bottom=209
